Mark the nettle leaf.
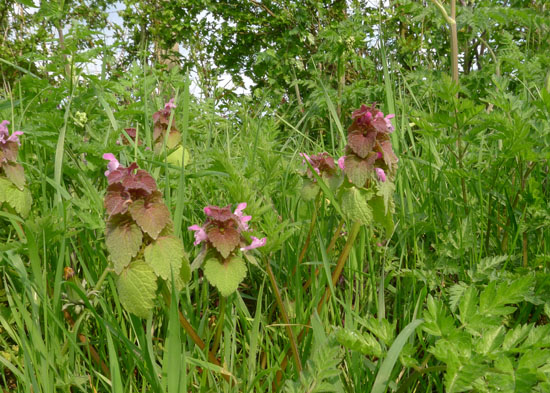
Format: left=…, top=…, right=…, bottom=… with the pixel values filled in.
left=3, top=163, right=25, bottom=190
left=123, top=169, right=157, bottom=194
left=116, top=260, right=157, bottom=318
left=301, top=179, right=319, bottom=201
left=207, top=226, right=240, bottom=258
left=1, top=141, right=18, bottom=162
left=144, top=236, right=186, bottom=280
left=369, top=196, right=394, bottom=238
left=376, top=181, right=396, bottom=214
left=341, top=187, right=373, bottom=225
left=348, top=130, right=376, bottom=158
left=105, top=219, right=143, bottom=274
left=344, top=154, right=376, bottom=187
left=335, top=328, right=383, bottom=358
left=379, top=140, right=398, bottom=170
left=0, top=177, right=32, bottom=217
left=129, top=197, right=171, bottom=240
left=104, top=189, right=130, bottom=216
left=203, top=256, right=247, bottom=297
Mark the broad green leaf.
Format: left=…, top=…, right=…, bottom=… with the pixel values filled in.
left=335, top=328, right=382, bottom=358
left=167, top=146, right=190, bottom=168
left=376, top=180, right=395, bottom=215
left=368, top=195, right=394, bottom=238
left=105, top=220, right=143, bottom=273
left=144, top=236, right=185, bottom=280
left=300, top=179, right=319, bottom=201
left=3, top=163, right=25, bottom=190
left=423, top=295, right=456, bottom=337
left=203, top=256, right=247, bottom=297
left=459, top=286, right=478, bottom=327
left=116, top=260, right=157, bottom=318
left=129, top=199, right=171, bottom=240
left=476, top=325, right=505, bottom=355
left=341, top=187, right=372, bottom=225
left=0, top=177, right=32, bottom=217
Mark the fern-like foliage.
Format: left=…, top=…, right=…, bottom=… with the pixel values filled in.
left=283, top=337, right=344, bottom=393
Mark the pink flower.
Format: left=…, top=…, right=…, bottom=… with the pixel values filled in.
left=102, top=153, right=120, bottom=177
left=384, top=113, right=395, bottom=132
left=188, top=225, right=208, bottom=245
left=337, top=156, right=346, bottom=170
left=0, top=120, right=23, bottom=145
left=375, top=168, right=386, bottom=182
left=241, top=236, right=266, bottom=252
left=234, top=202, right=252, bottom=231
left=164, top=98, right=176, bottom=110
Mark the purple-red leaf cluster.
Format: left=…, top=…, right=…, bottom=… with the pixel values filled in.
left=189, top=203, right=265, bottom=259
left=0, top=120, right=26, bottom=190
left=342, top=104, right=398, bottom=187
left=152, top=98, right=181, bottom=153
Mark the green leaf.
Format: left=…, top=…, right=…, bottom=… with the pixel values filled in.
left=203, top=256, right=247, bottom=297
left=207, top=226, right=240, bottom=259
left=341, top=187, right=372, bottom=225
left=105, top=219, right=143, bottom=274
left=116, top=260, right=157, bottom=318
left=3, top=163, right=25, bottom=190
left=423, top=295, right=456, bottom=337
left=301, top=179, right=319, bottom=201
left=363, top=317, right=395, bottom=346
left=335, top=328, right=383, bottom=357
left=129, top=199, right=171, bottom=240
left=368, top=195, right=394, bottom=238
left=376, top=181, right=395, bottom=214
left=0, top=177, right=32, bottom=217
left=144, top=236, right=185, bottom=280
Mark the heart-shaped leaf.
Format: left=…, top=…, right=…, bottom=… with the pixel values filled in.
left=207, top=226, right=240, bottom=258
left=144, top=236, right=186, bottom=280
left=129, top=197, right=171, bottom=240
left=203, top=256, right=247, bottom=297
left=116, top=260, right=157, bottom=318
left=106, top=219, right=143, bottom=273
left=3, top=163, right=25, bottom=190
left=341, top=186, right=373, bottom=225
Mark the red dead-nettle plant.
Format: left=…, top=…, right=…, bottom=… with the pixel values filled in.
left=102, top=154, right=190, bottom=318
left=299, top=152, right=343, bottom=201
left=152, top=98, right=181, bottom=154
left=0, top=120, right=32, bottom=217
left=189, top=203, right=266, bottom=297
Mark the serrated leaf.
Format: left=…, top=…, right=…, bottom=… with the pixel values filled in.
left=144, top=236, right=185, bottom=280
left=301, top=179, right=319, bottom=201
left=369, top=195, right=394, bottom=237
left=129, top=198, right=171, bottom=240
left=341, top=187, right=373, bottom=225
left=207, top=226, right=240, bottom=258
left=104, top=190, right=130, bottom=216
left=348, top=130, right=376, bottom=158
left=105, top=220, right=143, bottom=274
left=335, top=328, right=383, bottom=357
left=376, top=181, right=395, bottom=214
left=0, top=177, right=32, bottom=217
left=116, top=260, right=157, bottom=318
left=3, top=163, right=25, bottom=190
left=344, top=155, right=375, bottom=187
left=203, top=256, right=247, bottom=297
left=122, top=169, right=157, bottom=194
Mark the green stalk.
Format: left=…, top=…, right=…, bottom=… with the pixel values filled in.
left=266, top=259, right=302, bottom=374
left=211, top=295, right=226, bottom=354
left=316, top=221, right=362, bottom=314
left=297, top=192, right=322, bottom=265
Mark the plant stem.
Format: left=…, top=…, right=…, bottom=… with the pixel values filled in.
left=161, top=288, right=230, bottom=382
left=296, top=192, right=322, bottom=266
left=211, top=295, right=226, bottom=354
left=266, top=259, right=303, bottom=374
left=316, top=221, right=362, bottom=314
left=275, top=221, right=361, bottom=389
left=303, top=218, right=344, bottom=291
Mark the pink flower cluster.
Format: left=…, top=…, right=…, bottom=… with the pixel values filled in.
left=189, top=203, right=266, bottom=258
left=0, top=120, right=23, bottom=146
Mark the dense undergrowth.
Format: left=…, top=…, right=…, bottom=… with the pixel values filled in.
left=1, top=1, right=550, bottom=392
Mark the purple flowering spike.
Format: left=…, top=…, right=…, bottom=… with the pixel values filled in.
left=0, top=120, right=23, bottom=145
left=241, top=236, right=266, bottom=252
left=165, top=98, right=176, bottom=110
left=375, top=168, right=386, bottom=182
left=103, top=153, right=120, bottom=177
left=338, top=156, right=346, bottom=170
left=188, top=225, right=208, bottom=245
left=234, top=202, right=252, bottom=231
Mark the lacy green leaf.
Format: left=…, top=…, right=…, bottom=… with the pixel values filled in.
left=144, top=236, right=185, bottom=280
left=203, top=256, right=247, bottom=297
left=106, top=220, right=143, bottom=273
left=116, top=260, right=157, bottom=318
left=0, top=177, right=32, bottom=217
left=341, top=186, right=373, bottom=225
